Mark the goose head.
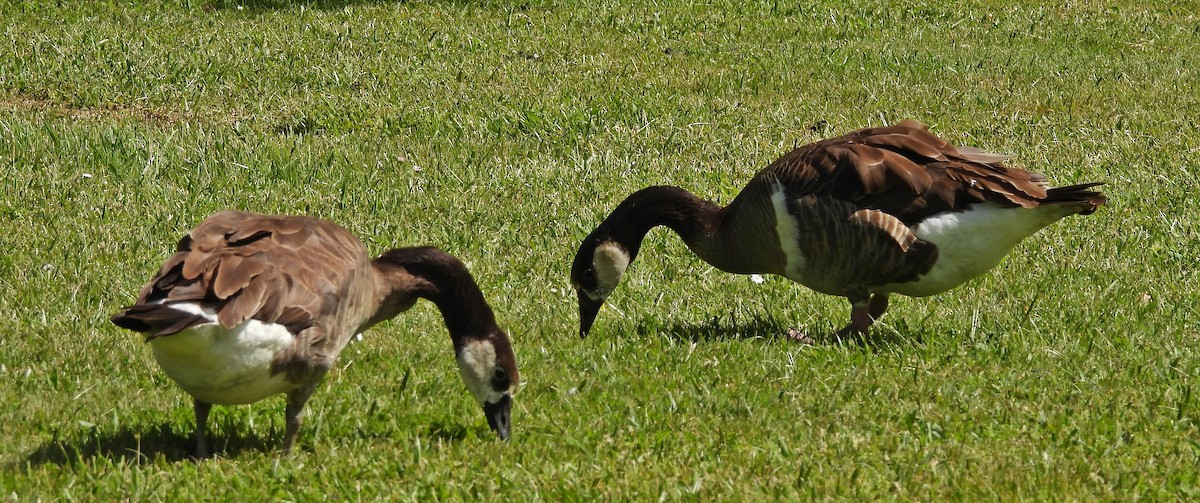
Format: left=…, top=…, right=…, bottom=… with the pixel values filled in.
left=571, top=235, right=637, bottom=338
left=455, top=332, right=520, bottom=440
left=372, top=246, right=521, bottom=441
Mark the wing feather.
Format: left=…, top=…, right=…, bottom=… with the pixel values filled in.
left=785, top=196, right=938, bottom=294
left=766, top=120, right=1061, bottom=224
left=114, top=211, right=368, bottom=336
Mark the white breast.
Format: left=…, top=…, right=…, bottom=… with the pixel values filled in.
left=148, top=303, right=296, bottom=405
left=880, top=202, right=1077, bottom=297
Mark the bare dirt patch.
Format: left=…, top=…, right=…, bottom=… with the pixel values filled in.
left=0, top=92, right=205, bottom=126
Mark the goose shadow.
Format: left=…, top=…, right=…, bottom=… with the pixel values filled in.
left=639, top=314, right=924, bottom=348
left=14, top=418, right=493, bottom=468
left=209, top=0, right=389, bottom=10
left=208, top=0, right=494, bottom=11
left=421, top=420, right=476, bottom=442
left=14, top=422, right=276, bottom=467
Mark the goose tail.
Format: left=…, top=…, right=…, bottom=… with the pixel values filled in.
left=1045, top=182, right=1106, bottom=215
left=111, top=303, right=211, bottom=341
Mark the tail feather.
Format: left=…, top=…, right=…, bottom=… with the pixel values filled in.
left=110, top=303, right=211, bottom=340
left=1045, top=182, right=1106, bottom=215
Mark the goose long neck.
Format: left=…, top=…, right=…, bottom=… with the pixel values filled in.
left=602, top=186, right=726, bottom=264
left=369, top=247, right=500, bottom=347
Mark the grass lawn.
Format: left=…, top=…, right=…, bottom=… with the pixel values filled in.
left=2, top=0, right=1198, bottom=499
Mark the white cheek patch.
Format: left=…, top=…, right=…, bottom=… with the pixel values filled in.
left=591, top=242, right=630, bottom=299
left=581, top=288, right=606, bottom=302
left=457, top=339, right=503, bottom=405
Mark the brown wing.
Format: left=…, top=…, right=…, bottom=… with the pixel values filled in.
left=763, top=119, right=1054, bottom=225
left=784, top=195, right=938, bottom=296
left=112, top=210, right=369, bottom=340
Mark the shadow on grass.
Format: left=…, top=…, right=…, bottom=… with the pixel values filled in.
left=423, top=420, right=476, bottom=442
left=641, top=314, right=925, bottom=348
left=14, top=417, right=494, bottom=469
left=642, top=315, right=791, bottom=343
left=14, top=423, right=276, bottom=468
left=208, top=0, right=390, bottom=10
left=208, top=0, right=506, bottom=11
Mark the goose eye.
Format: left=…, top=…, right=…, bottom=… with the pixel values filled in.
left=491, top=368, right=510, bottom=390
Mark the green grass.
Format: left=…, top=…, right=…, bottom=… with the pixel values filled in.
left=2, top=0, right=1198, bottom=499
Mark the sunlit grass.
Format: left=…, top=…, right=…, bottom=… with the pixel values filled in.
left=1, top=0, right=1198, bottom=499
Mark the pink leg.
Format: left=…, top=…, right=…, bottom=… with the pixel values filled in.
left=837, top=293, right=888, bottom=337
left=836, top=304, right=873, bottom=336
left=798, top=294, right=890, bottom=343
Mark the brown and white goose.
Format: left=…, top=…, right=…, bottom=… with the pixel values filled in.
left=571, top=120, right=1106, bottom=338
left=111, top=210, right=519, bottom=457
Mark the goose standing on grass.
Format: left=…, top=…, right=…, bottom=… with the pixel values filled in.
left=571, top=120, right=1106, bottom=339
left=111, top=210, right=519, bottom=457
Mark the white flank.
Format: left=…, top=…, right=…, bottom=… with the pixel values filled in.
left=456, top=339, right=503, bottom=405
left=882, top=203, right=1075, bottom=297
left=148, top=302, right=295, bottom=405
left=770, top=181, right=807, bottom=277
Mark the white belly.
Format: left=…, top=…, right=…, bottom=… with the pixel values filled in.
left=149, top=303, right=296, bottom=405
left=880, top=203, right=1076, bottom=297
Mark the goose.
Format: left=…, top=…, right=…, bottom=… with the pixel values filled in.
left=571, top=120, right=1106, bottom=339
left=111, top=210, right=519, bottom=457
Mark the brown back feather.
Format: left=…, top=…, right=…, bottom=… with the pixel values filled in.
left=113, top=210, right=371, bottom=339
left=762, top=120, right=1086, bottom=225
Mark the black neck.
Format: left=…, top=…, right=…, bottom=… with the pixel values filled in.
left=373, top=247, right=500, bottom=348
left=597, top=186, right=722, bottom=250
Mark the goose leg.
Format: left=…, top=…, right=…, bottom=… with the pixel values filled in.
left=281, top=385, right=317, bottom=455
left=836, top=292, right=875, bottom=337
left=193, top=398, right=212, bottom=459
left=868, top=294, right=889, bottom=321
left=837, top=293, right=890, bottom=337
left=837, top=304, right=873, bottom=335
